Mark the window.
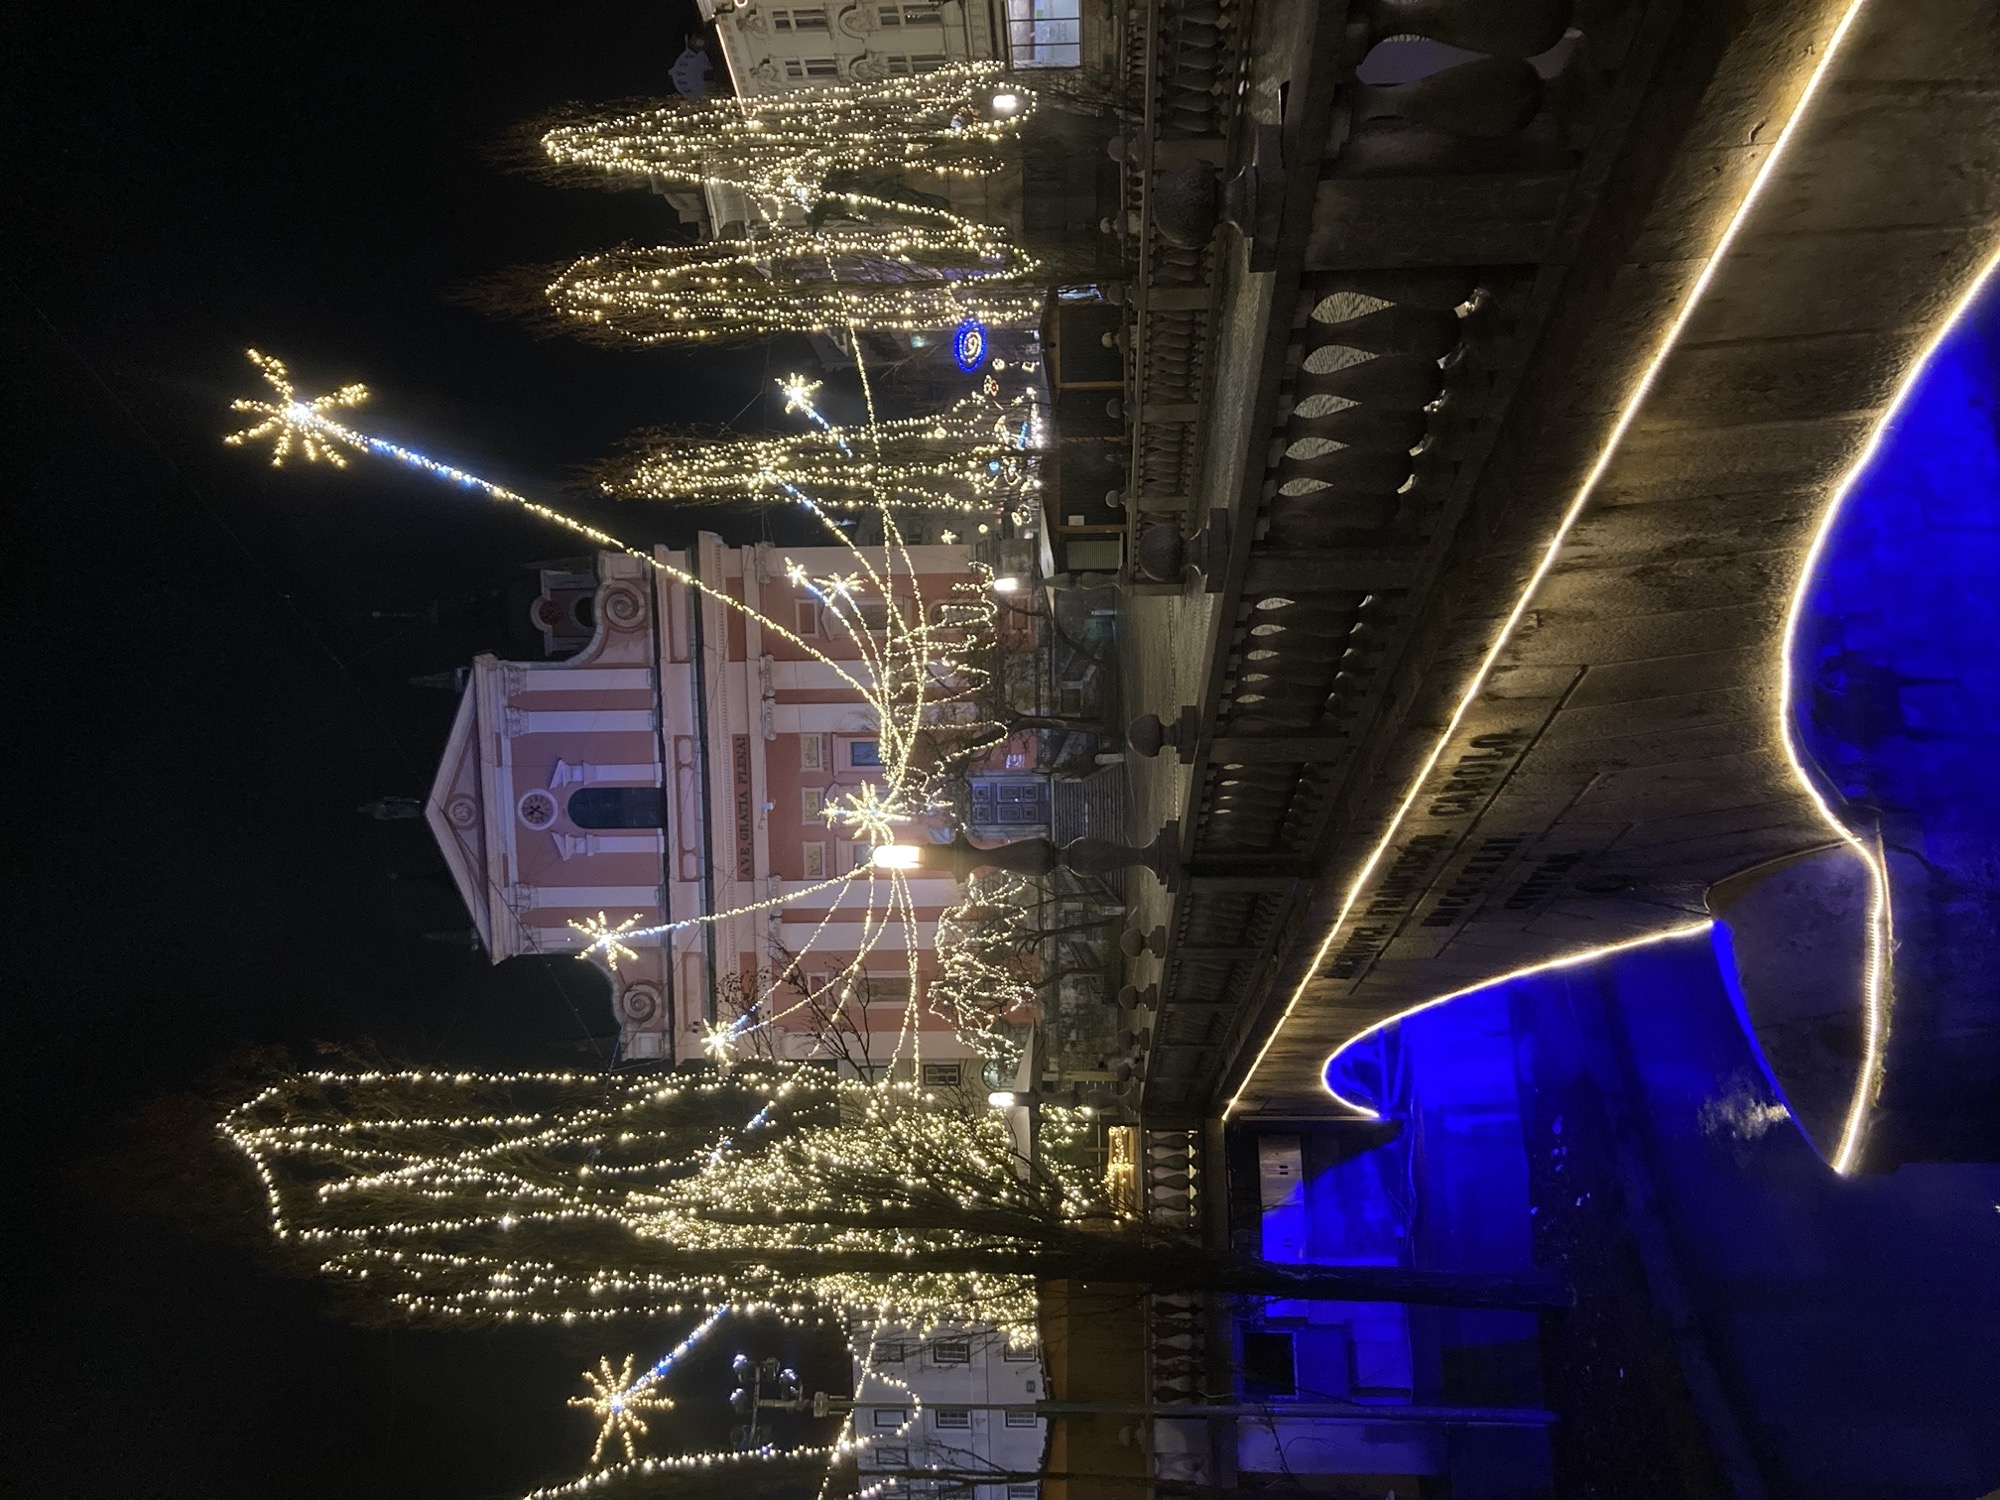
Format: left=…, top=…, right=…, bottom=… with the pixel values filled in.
left=861, top=975, right=911, bottom=1009
left=851, top=843, right=876, bottom=870
left=873, top=1341, right=910, bottom=1363
left=802, top=786, right=827, bottom=821
left=1240, top=1329, right=1297, bottom=1399
left=1002, top=1344, right=1039, bottom=1362
left=803, top=842, right=827, bottom=878
left=1005, top=0, right=1080, bottom=68
left=567, top=786, right=666, bottom=829
left=874, top=1408, right=907, bottom=1429
left=1009, top=1487, right=1039, bottom=1500
left=996, top=782, right=1044, bottom=823
left=971, top=777, right=1050, bottom=828
left=853, top=594, right=911, bottom=632
left=1005, top=1410, right=1040, bottom=1428
left=796, top=599, right=821, bottom=635
left=883, top=52, right=948, bottom=73
left=932, top=1409, right=971, bottom=1430
left=921, top=1061, right=963, bottom=1088
left=849, top=739, right=882, bottom=768
left=772, top=6, right=829, bottom=28
left=784, top=56, right=840, bottom=77
left=801, top=735, right=825, bottom=770
left=880, top=1, right=940, bottom=20
left=873, top=1447, right=909, bottom=1466
left=930, top=1339, right=971, bottom=1365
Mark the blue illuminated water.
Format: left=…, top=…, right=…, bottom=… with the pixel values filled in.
left=1283, top=276, right=2000, bottom=1495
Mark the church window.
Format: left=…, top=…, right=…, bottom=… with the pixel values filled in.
left=567, top=786, right=666, bottom=829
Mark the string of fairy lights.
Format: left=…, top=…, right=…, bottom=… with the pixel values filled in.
left=221, top=1072, right=1096, bottom=1336
left=538, top=64, right=1032, bottom=207
left=228, top=348, right=1051, bottom=1113
left=543, top=227, right=1045, bottom=346
left=569, top=1307, right=730, bottom=1464
left=597, top=377, right=1043, bottom=513
left=217, top=340, right=1064, bottom=1336
left=532, top=67, right=1041, bottom=350
left=928, top=874, right=1047, bottom=1069
left=218, top=66, right=1086, bottom=1499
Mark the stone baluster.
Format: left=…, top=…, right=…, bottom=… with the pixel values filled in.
left=927, top=824, right=1182, bottom=888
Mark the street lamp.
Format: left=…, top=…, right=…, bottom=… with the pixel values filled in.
left=730, top=1354, right=803, bottom=1450
left=873, top=825, right=1180, bottom=887
left=870, top=843, right=923, bottom=870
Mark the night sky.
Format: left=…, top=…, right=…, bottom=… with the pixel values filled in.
left=3, top=5, right=835, bottom=1495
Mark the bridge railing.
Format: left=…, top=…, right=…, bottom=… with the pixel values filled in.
left=1113, top=0, right=1249, bottom=549
left=1116, top=0, right=1666, bottom=1120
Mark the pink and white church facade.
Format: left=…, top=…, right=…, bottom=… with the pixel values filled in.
left=425, top=536, right=1028, bottom=1077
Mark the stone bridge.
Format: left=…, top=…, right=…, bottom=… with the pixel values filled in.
left=1105, top=0, right=1999, bottom=1170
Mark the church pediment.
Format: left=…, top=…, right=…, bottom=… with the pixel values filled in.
left=424, top=680, right=497, bottom=956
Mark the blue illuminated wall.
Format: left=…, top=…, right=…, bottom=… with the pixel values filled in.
left=1281, top=272, right=2000, bottom=1497
left=1788, top=274, right=2000, bottom=1162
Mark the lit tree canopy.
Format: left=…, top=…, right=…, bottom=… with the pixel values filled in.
left=524, top=227, right=1045, bottom=347
left=221, top=1066, right=1096, bottom=1333
left=595, top=385, right=1044, bottom=513
left=927, top=874, right=1046, bottom=1064
left=538, top=65, right=1033, bottom=205
left=221, top=1063, right=1573, bottom=1330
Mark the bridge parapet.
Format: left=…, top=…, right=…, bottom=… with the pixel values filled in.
left=1111, top=0, right=1681, bottom=1123
left=1117, top=0, right=1999, bottom=1143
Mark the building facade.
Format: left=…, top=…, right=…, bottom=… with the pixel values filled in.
left=425, top=538, right=1035, bottom=1071
left=697, top=0, right=1003, bottom=97
left=854, top=1323, right=1048, bottom=1500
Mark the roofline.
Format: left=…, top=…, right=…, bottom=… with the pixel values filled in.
left=424, top=680, right=498, bottom=956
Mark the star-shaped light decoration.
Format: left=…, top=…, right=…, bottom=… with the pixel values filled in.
left=777, top=373, right=823, bottom=416
left=569, top=1354, right=674, bottom=1466
left=701, top=1017, right=750, bottom=1063
left=815, top=570, right=866, bottom=603
left=824, top=782, right=907, bottom=847
left=222, top=349, right=370, bottom=467
left=569, top=911, right=643, bottom=971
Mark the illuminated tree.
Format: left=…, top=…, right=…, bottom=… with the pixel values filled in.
left=221, top=1066, right=1086, bottom=1333
left=926, top=874, right=1068, bottom=1064
left=593, top=383, right=1043, bottom=513
left=222, top=1064, right=1570, bottom=1328
left=498, top=227, right=1044, bottom=347
left=536, top=65, right=1033, bottom=205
